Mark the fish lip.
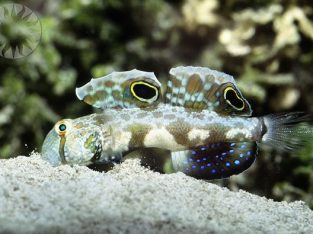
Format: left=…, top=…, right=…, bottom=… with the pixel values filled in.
left=41, top=129, right=62, bottom=166
left=58, top=136, right=67, bottom=164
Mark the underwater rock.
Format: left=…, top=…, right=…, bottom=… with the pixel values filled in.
left=0, top=153, right=313, bottom=233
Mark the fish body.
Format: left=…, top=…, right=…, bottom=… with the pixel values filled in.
left=42, top=66, right=313, bottom=179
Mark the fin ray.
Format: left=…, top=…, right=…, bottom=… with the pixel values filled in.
left=262, top=112, right=313, bottom=151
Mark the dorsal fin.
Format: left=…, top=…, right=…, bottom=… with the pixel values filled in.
left=165, top=66, right=252, bottom=116
left=76, top=69, right=161, bottom=109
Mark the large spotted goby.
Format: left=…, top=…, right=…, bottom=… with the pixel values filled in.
left=41, top=66, right=313, bottom=180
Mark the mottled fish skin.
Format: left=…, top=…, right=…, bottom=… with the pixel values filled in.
left=104, top=104, right=262, bottom=151
left=42, top=66, right=313, bottom=179
left=42, top=104, right=263, bottom=166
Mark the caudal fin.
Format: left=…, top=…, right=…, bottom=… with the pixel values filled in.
left=261, top=112, right=313, bottom=151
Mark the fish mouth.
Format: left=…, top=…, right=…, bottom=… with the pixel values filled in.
left=58, top=135, right=67, bottom=164
left=41, top=129, right=62, bottom=166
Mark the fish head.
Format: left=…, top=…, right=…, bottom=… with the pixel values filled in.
left=42, top=118, right=104, bottom=166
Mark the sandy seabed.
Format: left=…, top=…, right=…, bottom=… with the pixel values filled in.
left=0, top=153, right=313, bottom=234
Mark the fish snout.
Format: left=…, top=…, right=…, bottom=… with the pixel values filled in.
left=41, top=129, right=62, bottom=166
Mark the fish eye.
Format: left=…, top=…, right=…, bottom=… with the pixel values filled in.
left=54, top=119, right=72, bottom=135
left=130, top=81, right=159, bottom=103
left=59, top=124, right=66, bottom=132
left=224, top=87, right=245, bottom=111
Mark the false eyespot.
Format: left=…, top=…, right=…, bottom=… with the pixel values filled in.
left=76, top=69, right=161, bottom=108
left=130, top=81, right=159, bottom=104
left=224, top=86, right=245, bottom=111
left=54, top=119, right=72, bottom=136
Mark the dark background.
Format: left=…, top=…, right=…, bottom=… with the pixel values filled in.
left=1, top=0, right=313, bottom=207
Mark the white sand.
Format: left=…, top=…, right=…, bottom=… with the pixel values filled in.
left=0, top=153, right=313, bottom=234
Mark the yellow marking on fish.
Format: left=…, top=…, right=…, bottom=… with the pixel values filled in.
left=84, top=135, right=94, bottom=148
left=224, top=86, right=245, bottom=111
left=130, top=81, right=158, bottom=103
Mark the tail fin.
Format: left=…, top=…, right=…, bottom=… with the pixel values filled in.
left=261, top=112, right=313, bottom=151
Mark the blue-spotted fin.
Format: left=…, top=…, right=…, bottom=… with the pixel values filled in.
left=42, top=66, right=313, bottom=180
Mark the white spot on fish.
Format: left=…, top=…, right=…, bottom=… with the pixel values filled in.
left=188, top=129, right=210, bottom=141
left=112, top=131, right=132, bottom=152
left=167, top=81, right=173, bottom=88
left=172, top=87, right=179, bottom=94
left=181, top=78, right=187, bottom=86
left=144, top=127, right=184, bottom=150
left=225, top=128, right=252, bottom=139
left=178, top=98, right=184, bottom=105
left=204, top=83, right=212, bottom=90
left=184, top=93, right=191, bottom=100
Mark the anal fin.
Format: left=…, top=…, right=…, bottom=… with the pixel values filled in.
left=171, top=142, right=257, bottom=180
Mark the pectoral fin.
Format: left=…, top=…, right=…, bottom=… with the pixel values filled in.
left=171, top=142, right=257, bottom=180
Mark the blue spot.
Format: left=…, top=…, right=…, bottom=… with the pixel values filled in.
left=185, top=168, right=190, bottom=172
left=200, top=165, right=205, bottom=170
left=202, top=157, right=207, bottom=161
left=201, top=147, right=207, bottom=151
left=239, top=153, right=244, bottom=158
left=221, top=168, right=225, bottom=172
left=216, top=155, right=219, bottom=158
left=247, top=151, right=252, bottom=156
left=245, top=157, right=249, bottom=161
left=192, top=165, right=197, bottom=169
left=222, top=152, right=227, bottom=156
left=226, top=162, right=231, bottom=167
left=234, top=160, right=240, bottom=165
left=189, top=158, right=193, bottom=162
left=207, top=163, right=212, bottom=167
left=211, top=169, right=216, bottom=174
left=196, top=159, right=201, bottom=163
left=230, top=143, right=236, bottom=147
left=191, top=150, right=197, bottom=155
left=240, top=144, right=246, bottom=149
left=219, top=157, right=224, bottom=161
left=229, top=149, right=234, bottom=154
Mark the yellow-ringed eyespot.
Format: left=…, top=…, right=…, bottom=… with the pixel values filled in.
left=130, top=81, right=159, bottom=103
left=224, top=87, right=245, bottom=111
